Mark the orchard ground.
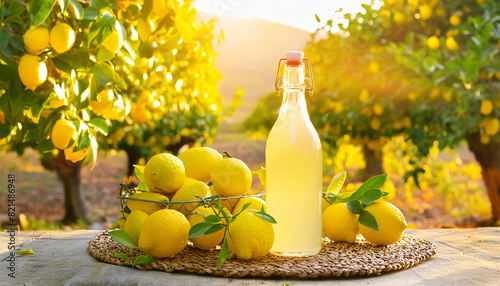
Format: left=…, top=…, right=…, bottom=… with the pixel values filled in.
left=0, top=133, right=492, bottom=230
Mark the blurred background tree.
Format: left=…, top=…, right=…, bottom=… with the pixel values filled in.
left=0, top=0, right=225, bottom=224
left=246, top=0, right=500, bottom=223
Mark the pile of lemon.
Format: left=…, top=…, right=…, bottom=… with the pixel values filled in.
left=117, top=147, right=273, bottom=260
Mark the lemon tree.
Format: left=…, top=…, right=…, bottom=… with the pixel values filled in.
left=0, top=0, right=226, bottom=224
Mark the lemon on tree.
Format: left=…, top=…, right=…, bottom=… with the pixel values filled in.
left=358, top=201, right=407, bottom=245
left=127, top=192, right=169, bottom=215
left=23, top=26, right=50, bottom=55
left=138, top=209, right=190, bottom=258
left=427, top=36, right=440, bottom=50
left=232, top=196, right=266, bottom=214
left=64, top=143, right=88, bottom=163
left=90, top=90, right=114, bottom=115
left=51, top=119, right=77, bottom=150
left=123, top=209, right=148, bottom=245
left=102, top=30, right=122, bottom=53
left=446, top=36, right=458, bottom=51
left=322, top=203, right=359, bottom=243
left=480, top=100, right=493, bottom=115
left=227, top=210, right=274, bottom=260
left=49, top=22, right=76, bottom=54
left=18, top=54, right=47, bottom=91
left=170, top=181, right=211, bottom=215
left=188, top=206, right=225, bottom=250
left=211, top=158, right=252, bottom=197
left=178, top=147, right=222, bottom=182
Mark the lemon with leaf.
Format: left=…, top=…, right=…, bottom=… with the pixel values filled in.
left=23, top=26, right=50, bottom=55
left=51, top=119, right=77, bottom=150
left=358, top=201, right=407, bottom=245
left=188, top=206, right=225, bottom=250
left=322, top=203, right=359, bottom=243
left=227, top=210, right=274, bottom=260
left=232, top=197, right=266, bottom=214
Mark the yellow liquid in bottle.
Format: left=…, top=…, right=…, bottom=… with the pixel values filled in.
left=266, top=101, right=322, bottom=256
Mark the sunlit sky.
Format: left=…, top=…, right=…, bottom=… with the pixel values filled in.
left=194, top=0, right=370, bottom=32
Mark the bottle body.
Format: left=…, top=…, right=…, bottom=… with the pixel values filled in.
left=266, top=61, right=322, bottom=256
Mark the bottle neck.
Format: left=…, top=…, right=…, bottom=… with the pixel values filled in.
left=280, top=64, right=308, bottom=116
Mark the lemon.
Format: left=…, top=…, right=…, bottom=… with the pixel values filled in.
left=232, top=197, right=266, bottom=214
left=227, top=210, right=274, bottom=260
left=393, top=12, right=404, bottom=24
left=170, top=181, right=211, bottom=215
left=358, top=202, right=407, bottom=245
left=144, top=153, right=185, bottom=195
left=51, top=119, right=77, bottom=150
left=446, top=36, right=458, bottom=51
left=322, top=203, right=359, bottom=243
left=183, top=176, right=199, bottom=187
left=90, top=90, right=114, bottom=115
left=427, top=36, right=440, bottom=50
left=211, top=158, right=252, bottom=197
left=480, top=100, right=493, bottom=115
left=18, top=54, right=47, bottom=91
left=50, top=23, right=76, bottom=54
left=23, top=26, right=50, bottom=55
left=178, top=147, right=222, bottom=182
left=102, top=30, right=122, bottom=53
left=127, top=192, right=169, bottom=215
left=373, top=103, right=384, bottom=116
left=137, top=19, right=153, bottom=42
left=485, top=118, right=500, bottom=136
left=188, top=206, right=224, bottom=250
left=152, top=0, right=168, bottom=17
left=138, top=209, right=190, bottom=258
left=450, top=14, right=461, bottom=26
left=64, top=143, right=88, bottom=163
left=123, top=209, right=148, bottom=245
left=420, top=4, right=432, bottom=20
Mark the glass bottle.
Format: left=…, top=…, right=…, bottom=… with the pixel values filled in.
left=266, top=51, right=322, bottom=256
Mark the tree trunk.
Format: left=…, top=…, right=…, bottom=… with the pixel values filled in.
left=362, top=143, right=385, bottom=180
left=467, top=132, right=500, bottom=221
left=125, top=147, right=141, bottom=180
left=51, top=151, right=88, bottom=224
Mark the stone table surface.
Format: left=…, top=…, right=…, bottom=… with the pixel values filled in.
left=1, top=228, right=499, bottom=286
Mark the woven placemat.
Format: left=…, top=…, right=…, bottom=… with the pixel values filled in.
left=88, top=230, right=436, bottom=278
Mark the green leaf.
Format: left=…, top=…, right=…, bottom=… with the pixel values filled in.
left=203, top=223, right=224, bottom=235
left=216, top=239, right=229, bottom=268
left=93, top=62, right=114, bottom=85
left=35, top=138, right=55, bottom=153
left=251, top=167, right=266, bottom=188
left=30, top=0, right=57, bottom=27
left=16, top=248, right=35, bottom=255
left=113, top=253, right=131, bottom=263
left=132, top=254, right=154, bottom=266
left=108, top=230, right=138, bottom=249
left=88, top=13, right=115, bottom=46
left=326, top=170, right=346, bottom=195
left=97, top=45, right=115, bottom=61
left=350, top=174, right=387, bottom=201
left=51, top=58, right=72, bottom=74
left=236, top=202, right=251, bottom=215
left=253, top=211, right=277, bottom=224
left=83, top=6, right=99, bottom=20
left=88, top=118, right=108, bottom=135
left=188, top=222, right=214, bottom=239
left=68, top=0, right=84, bottom=19
left=74, top=129, right=91, bottom=151
left=133, top=165, right=145, bottom=182
left=204, top=214, right=220, bottom=223
left=329, top=191, right=353, bottom=204
left=346, top=200, right=363, bottom=215
left=58, top=0, right=69, bottom=12
left=136, top=182, right=149, bottom=192
left=359, top=210, right=378, bottom=232
left=0, top=30, right=9, bottom=51
left=315, top=13, right=321, bottom=23
left=356, top=189, right=383, bottom=205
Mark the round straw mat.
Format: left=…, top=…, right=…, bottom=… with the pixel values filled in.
left=88, top=230, right=436, bottom=278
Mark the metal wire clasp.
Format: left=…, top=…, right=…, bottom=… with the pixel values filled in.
left=274, top=58, right=315, bottom=97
